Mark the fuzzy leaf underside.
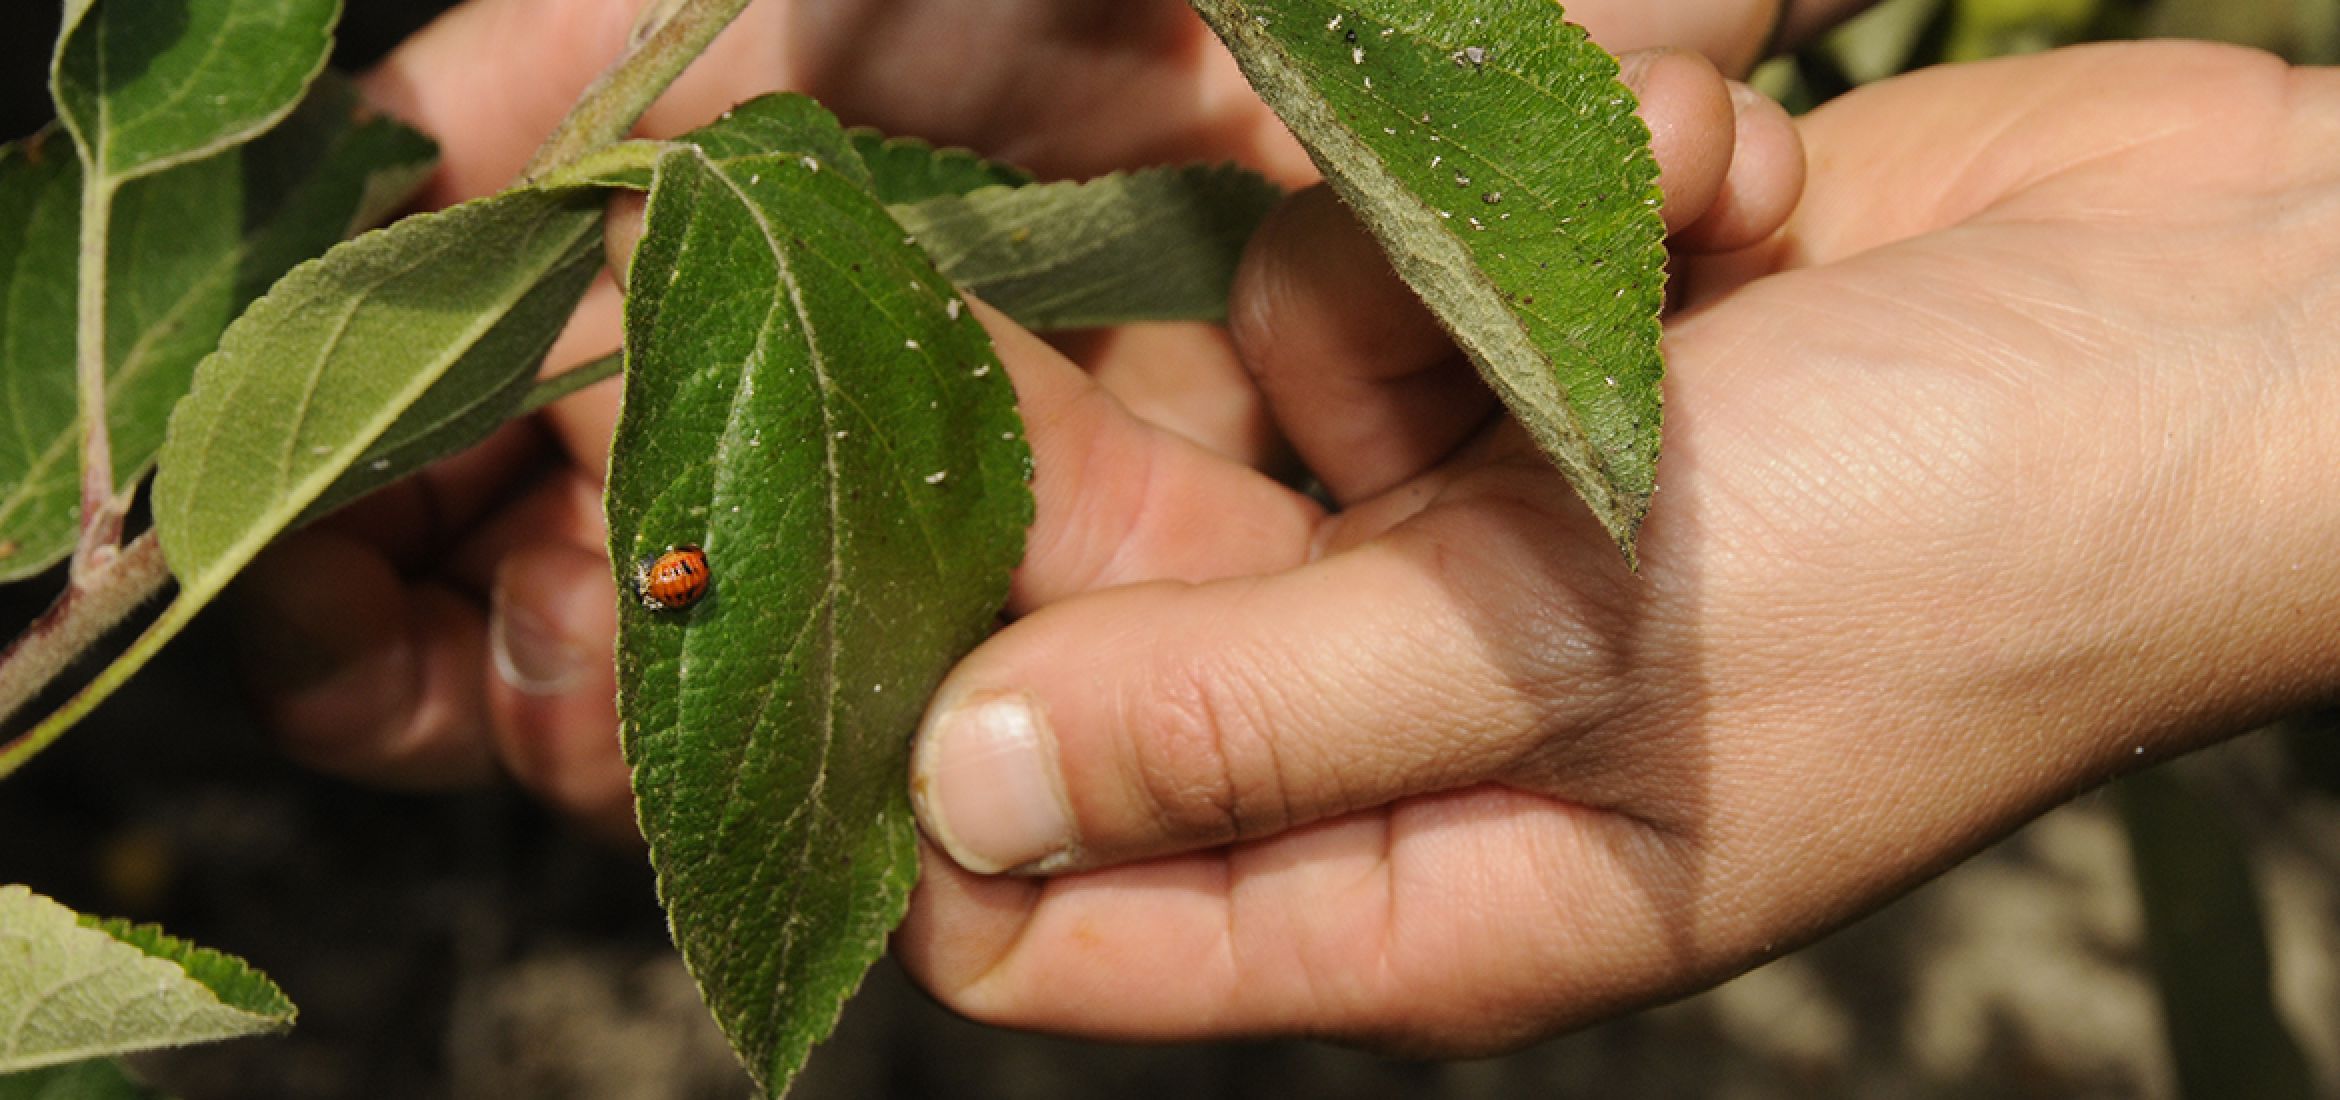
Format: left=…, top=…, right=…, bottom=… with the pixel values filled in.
left=555, top=100, right=1256, bottom=332
left=546, top=94, right=874, bottom=194
left=891, top=163, right=1282, bottom=329
left=1190, top=0, right=1668, bottom=559
left=152, top=186, right=603, bottom=598
left=51, top=0, right=339, bottom=183
left=0, top=885, right=293, bottom=1074
left=611, top=143, right=1029, bottom=1094
left=0, top=77, right=435, bottom=581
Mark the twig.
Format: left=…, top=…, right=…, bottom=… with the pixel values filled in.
left=0, top=530, right=172, bottom=775
left=520, top=350, right=624, bottom=416
left=519, top=0, right=759, bottom=182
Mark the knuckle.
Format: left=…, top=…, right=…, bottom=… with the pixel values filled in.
left=1122, top=648, right=1293, bottom=847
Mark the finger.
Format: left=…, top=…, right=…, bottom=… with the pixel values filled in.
left=1229, top=186, right=1480, bottom=505
left=312, top=417, right=553, bottom=569
left=447, top=467, right=634, bottom=840
left=231, top=531, right=498, bottom=789
left=1229, top=49, right=1780, bottom=505
left=1671, top=81, right=1805, bottom=254
left=1624, top=48, right=1739, bottom=238
left=977, top=304, right=1326, bottom=612
left=1724, top=43, right=2295, bottom=277
left=1567, top=0, right=1783, bottom=76
left=533, top=271, right=627, bottom=479
left=359, top=0, right=641, bottom=204
left=486, top=537, right=635, bottom=844
left=603, top=191, right=1323, bottom=613
left=901, top=786, right=1691, bottom=1050
left=908, top=483, right=1632, bottom=874
left=1046, top=322, right=1286, bottom=471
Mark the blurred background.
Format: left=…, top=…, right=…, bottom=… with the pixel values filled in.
left=4, top=0, right=2339, bottom=1096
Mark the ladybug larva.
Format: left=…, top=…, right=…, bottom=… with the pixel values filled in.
left=635, top=544, right=710, bottom=611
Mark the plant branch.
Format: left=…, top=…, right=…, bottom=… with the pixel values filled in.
left=520, top=350, right=624, bottom=416
left=72, top=177, right=125, bottom=580
left=519, top=0, right=759, bottom=182
left=0, top=529, right=172, bottom=777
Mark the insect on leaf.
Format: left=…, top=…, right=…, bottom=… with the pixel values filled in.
left=610, top=140, right=1030, bottom=1094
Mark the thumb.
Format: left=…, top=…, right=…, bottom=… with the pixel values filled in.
left=908, top=501, right=1627, bottom=875
left=359, top=0, right=642, bottom=204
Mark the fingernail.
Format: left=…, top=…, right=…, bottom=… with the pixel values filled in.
left=1614, top=46, right=1671, bottom=91
left=490, top=566, right=589, bottom=697
left=910, top=692, right=1076, bottom=875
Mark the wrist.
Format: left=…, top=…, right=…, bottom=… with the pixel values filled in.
left=2051, top=301, right=2340, bottom=781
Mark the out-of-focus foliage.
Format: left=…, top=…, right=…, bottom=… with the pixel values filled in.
left=1756, top=0, right=2335, bottom=110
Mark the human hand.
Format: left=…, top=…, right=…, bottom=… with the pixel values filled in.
left=232, top=0, right=1804, bottom=838
left=892, top=42, right=2340, bottom=1052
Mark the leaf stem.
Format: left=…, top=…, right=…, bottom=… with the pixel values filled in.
left=0, top=529, right=172, bottom=777
left=520, top=350, right=624, bottom=416
left=71, top=176, right=124, bottom=580
left=519, top=0, right=759, bottom=182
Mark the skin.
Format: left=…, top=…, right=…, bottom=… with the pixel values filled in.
left=232, top=0, right=2340, bottom=1055
left=902, top=43, right=2340, bottom=1048
left=241, top=0, right=1807, bottom=833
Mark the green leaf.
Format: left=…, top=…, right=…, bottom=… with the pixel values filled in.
left=6, top=188, right=606, bottom=779
left=2117, top=769, right=2318, bottom=1100
left=0, top=1058, right=172, bottom=1100
left=1189, top=0, right=1668, bottom=560
left=611, top=144, right=1030, bottom=1094
left=847, top=129, right=1033, bottom=205
left=0, top=884, right=293, bottom=1074
left=556, top=111, right=1261, bottom=332
left=0, top=134, right=81, bottom=578
left=152, top=185, right=603, bottom=597
left=50, top=0, right=339, bottom=183
left=518, top=0, right=760, bottom=180
left=545, top=94, right=874, bottom=193
left=0, top=77, right=436, bottom=582
left=891, top=164, right=1281, bottom=329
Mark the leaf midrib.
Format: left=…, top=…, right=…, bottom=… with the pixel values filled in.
left=172, top=200, right=598, bottom=595
left=1203, top=0, right=1637, bottom=513
left=1298, top=26, right=1667, bottom=402
left=693, top=158, right=845, bottom=1019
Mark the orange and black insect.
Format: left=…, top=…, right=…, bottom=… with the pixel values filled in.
left=635, top=544, right=710, bottom=611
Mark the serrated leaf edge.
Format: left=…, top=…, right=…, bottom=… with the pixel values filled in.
left=0, top=885, right=293, bottom=1074
left=1192, top=0, right=1665, bottom=559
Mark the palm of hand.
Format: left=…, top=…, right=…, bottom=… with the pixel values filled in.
left=897, top=43, right=2340, bottom=1051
